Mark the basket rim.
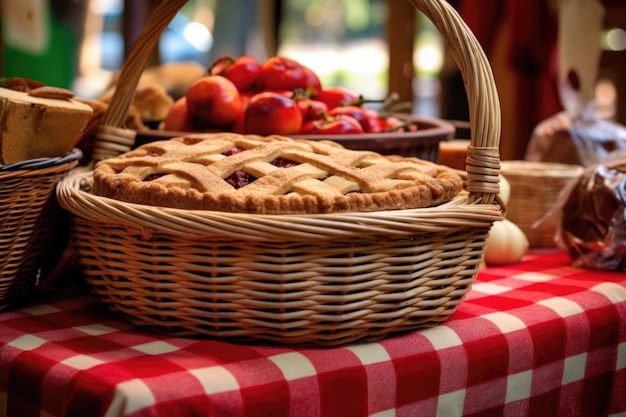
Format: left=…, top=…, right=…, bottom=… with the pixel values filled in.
left=133, top=114, right=456, bottom=143
left=501, top=160, right=585, bottom=178
left=0, top=148, right=83, bottom=172
left=58, top=168, right=503, bottom=241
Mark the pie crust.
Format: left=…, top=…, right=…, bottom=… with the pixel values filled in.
left=92, top=133, right=463, bottom=214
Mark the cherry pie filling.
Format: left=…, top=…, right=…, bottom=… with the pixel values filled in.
left=144, top=173, right=166, bottom=182
left=141, top=146, right=302, bottom=190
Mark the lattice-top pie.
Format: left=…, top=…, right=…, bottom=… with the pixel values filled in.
left=92, top=133, right=463, bottom=214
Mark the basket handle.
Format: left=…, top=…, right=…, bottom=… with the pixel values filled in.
left=102, top=0, right=187, bottom=128
left=407, top=0, right=501, bottom=205
left=95, top=0, right=501, bottom=205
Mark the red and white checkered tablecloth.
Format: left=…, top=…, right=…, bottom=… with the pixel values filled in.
left=1, top=250, right=625, bottom=417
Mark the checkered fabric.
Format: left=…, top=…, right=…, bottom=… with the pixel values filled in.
left=1, top=251, right=625, bottom=417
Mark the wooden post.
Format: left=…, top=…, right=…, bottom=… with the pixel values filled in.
left=387, top=0, right=417, bottom=110
left=123, top=0, right=161, bottom=66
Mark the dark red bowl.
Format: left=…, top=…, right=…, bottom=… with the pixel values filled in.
left=134, top=115, right=455, bottom=162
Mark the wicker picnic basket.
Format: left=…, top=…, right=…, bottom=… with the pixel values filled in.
left=57, top=0, right=503, bottom=346
left=501, top=161, right=584, bottom=248
left=0, top=150, right=81, bottom=310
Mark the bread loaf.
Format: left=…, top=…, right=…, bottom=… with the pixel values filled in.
left=0, top=87, right=93, bottom=164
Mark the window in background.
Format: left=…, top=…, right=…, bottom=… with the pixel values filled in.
left=278, top=0, right=389, bottom=101
left=597, top=26, right=625, bottom=119
left=277, top=0, right=444, bottom=116
left=74, top=0, right=217, bottom=98
left=70, top=0, right=446, bottom=117
left=413, top=12, right=445, bottom=117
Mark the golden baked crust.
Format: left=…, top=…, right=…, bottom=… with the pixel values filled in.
left=92, top=133, right=463, bottom=214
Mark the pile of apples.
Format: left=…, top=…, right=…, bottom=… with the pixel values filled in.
left=162, top=55, right=415, bottom=136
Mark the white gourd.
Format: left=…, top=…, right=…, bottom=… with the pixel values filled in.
left=484, top=219, right=529, bottom=265
left=483, top=174, right=528, bottom=265
left=499, top=175, right=511, bottom=205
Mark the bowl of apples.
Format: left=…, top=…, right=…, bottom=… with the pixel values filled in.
left=129, top=55, right=455, bottom=162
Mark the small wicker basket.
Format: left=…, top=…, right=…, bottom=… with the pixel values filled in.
left=500, top=161, right=584, bottom=248
left=57, top=0, right=503, bottom=346
left=1, top=149, right=81, bottom=310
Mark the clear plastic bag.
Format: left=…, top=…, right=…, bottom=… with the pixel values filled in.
left=568, top=102, right=626, bottom=166
left=560, top=159, right=626, bottom=271
left=525, top=101, right=626, bottom=167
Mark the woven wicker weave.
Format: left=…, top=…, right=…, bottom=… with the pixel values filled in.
left=501, top=161, right=584, bottom=249
left=1, top=150, right=81, bottom=310
left=57, top=0, right=503, bottom=346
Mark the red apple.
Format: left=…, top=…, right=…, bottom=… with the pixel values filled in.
left=314, top=86, right=360, bottom=110
left=244, top=92, right=302, bottom=135
left=300, top=114, right=364, bottom=135
left=257, top=56, right=320, bottom=93
left=296, top=98, right=328, bottom=122
left=186, top=75, right=242, bottom=126
left=162, top=96, right=211, bottom=132
left=213, top=55, right=262, bottom=92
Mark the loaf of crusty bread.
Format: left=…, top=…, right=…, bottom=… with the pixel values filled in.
left=74, top=97, right=147, bottom=163
left=0, top=87, right=93, bottom=164
left=99, top=83, right=174, bottom=127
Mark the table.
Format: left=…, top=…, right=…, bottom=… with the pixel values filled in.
left=1, top=250, right=625, bottom=417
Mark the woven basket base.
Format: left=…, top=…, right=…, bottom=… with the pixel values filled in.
left=1, top=156, right=79, bottom=311
left=72, top=217, right=487, bottom=346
